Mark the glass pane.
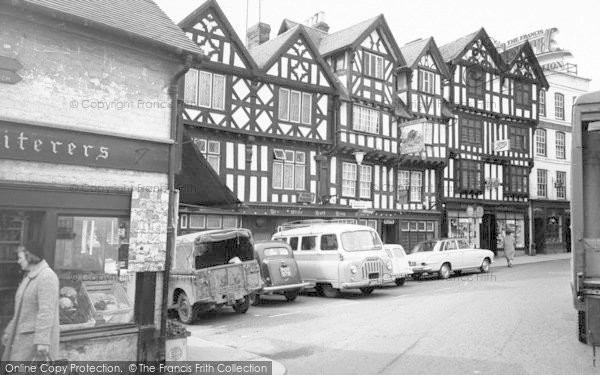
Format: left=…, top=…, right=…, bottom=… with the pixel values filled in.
left=301, top=93, right=312, bottom=124
left=290, top=91, right=301, bottom=123
left=295, top=165, right=305, bottom=190
left=208, top=140, right=220, bottom=154
left=207, top=155, right=220, bottom=173
left=278, top=89, right=289, bottom=121
left=296, top=151, right=306, bottom=164
left=212, top=74, right=226, bottom=110
left=272, top=162, right=283, bottom=189
left=284, top=164, right=294, bottom=189
left=189, top=215, right=206, bottom=229
left=222, top=216, right=237, bottom=228
left=184, top=69, right=198, bottom=105
left=301, top=236, right=316, bottom=250
left=320, top=234, right=338, bottom=251
left=206, top=215, right=222, bottom=229
left=198, top=71, right=212, bottom=107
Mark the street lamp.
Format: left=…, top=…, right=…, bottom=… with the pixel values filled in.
left=354, top=151, right=365, bottom=165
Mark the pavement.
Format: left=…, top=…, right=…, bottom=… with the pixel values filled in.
left=185, top=251, right=571, bottom=375
left=186, top=335, right=287, bottom=375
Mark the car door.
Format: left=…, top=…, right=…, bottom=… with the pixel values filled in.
left=443, top=240, right=463, bottom=270
left=458, top=239, right=479, bottom=268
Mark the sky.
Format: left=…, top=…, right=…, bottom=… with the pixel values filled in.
left=155, top=0, right=599, bottom=91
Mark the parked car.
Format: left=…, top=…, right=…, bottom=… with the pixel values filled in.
left=383, top=244, right=413, bottom=286
left=272, top=221, right=394, bottom=297
left=168, top=228, right=262, bottom=323
left=406, top=238, right=494, bottom=280
left=251, top=241, right=310, bottom=304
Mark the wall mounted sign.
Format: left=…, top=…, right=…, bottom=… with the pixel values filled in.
left=296, top=192, right=315, bottom=203
left=0, top=120, right=169, bottom=173
left=494, top=139, right=510, bottom=152
left=0, top=56, right=22, bottom=84
left=400, top=119, right=433, bottom=155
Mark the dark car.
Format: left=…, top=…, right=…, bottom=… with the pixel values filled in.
left=251, top=241, right=309, bottom=304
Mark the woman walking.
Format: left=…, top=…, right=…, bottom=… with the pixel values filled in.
left=1, top=241, right=59, bottom=361
left=503, top=229, right=516, bottom=268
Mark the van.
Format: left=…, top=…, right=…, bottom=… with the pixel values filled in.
left=271, top=221, right=393, bottom=297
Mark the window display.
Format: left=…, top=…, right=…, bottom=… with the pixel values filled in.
left=54, top=215, right=133, bottom=328
left=496, top=214, right=525, bottom=249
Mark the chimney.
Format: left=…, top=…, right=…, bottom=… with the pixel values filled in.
left=247, top=22, right=271, bottom=49
left=305, top=11, right=329, bottom=33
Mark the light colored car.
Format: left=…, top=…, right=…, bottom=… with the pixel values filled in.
left=383, top=244, right=413, bottom=286
left=406, top=238, right=494, bottom=280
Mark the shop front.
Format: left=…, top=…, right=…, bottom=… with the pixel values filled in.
left=531, top=200, right=570, bottom=254
left=0, top=121, right=172, bottom=361
left=444, top=201, right=529, bottom=254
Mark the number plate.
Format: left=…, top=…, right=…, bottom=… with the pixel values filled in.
left=280, top=266, right=291, bottom=278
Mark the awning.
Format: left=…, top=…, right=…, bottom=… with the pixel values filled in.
left=175, top=130, right=240, bottom=207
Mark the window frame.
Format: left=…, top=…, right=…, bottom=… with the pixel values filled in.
left=363, top=51, right=384, bottom=80
left=184, top=69, right=226, bottom=110
left=456, top=159, right=482, bottom=193
left=419, top=69, right=435, bottom=94
left=505, top=166, right=529, bottom=196
left=460, top=118, right=483, bottom=146
left=272, top=148, right=306, bottom=191
left=514, top=81, right=532, bottom=108
left=539, top=89, right=546, bottom=117
left=556, top=171, right=567, bottom=199
left=352, top=105, right=380, bottom=134
left=509, top=126, right=529, bottom=153
left=556, top=131, right=566, bottom=159
left=278, top=88, right=312, bottom=125
left=465, top=67, right=485, bottom=99
left=537, top=169, right=547, bottom=198
left=555, top=92, right=565, bottom=120
left=342, top=162, right=357, bottom=197
left=359, top=165, right=372, bottom=199
left=535, top=129, right=546, bottom=157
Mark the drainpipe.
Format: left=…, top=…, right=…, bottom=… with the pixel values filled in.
left=159, top=54, right=193, bottom=361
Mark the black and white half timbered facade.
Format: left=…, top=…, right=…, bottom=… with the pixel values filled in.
left=177, top=0, right=338, bottom=240
left=439, top=29, right=548, bottom=253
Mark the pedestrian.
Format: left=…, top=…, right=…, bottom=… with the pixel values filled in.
left=1, top=241, right=60, bottom=361
left=503, top=229, right=516, bottom=268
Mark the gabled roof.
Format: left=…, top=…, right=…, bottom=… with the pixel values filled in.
left=501, top=41, right=549, bottom=89
left=15, top=0, right=202, bottom=56
left=439, top=28, right=505, bottom=70
left=400, top=37, right=451, bottom=79
left=278, top=19, right=328, bottom=44
left=318, top=15, right=405, bottom=65
left=248, top=25, right=339, bottom=89
left=178, top=0, right=257, bottom=70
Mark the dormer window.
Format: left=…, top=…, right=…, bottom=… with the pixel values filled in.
left=334, top=54, right=346, bottom=72
left=465, top=67, right=485, bottom=99
left=363, top=51, right=383, bottom=79
left=514, top=82, right=531, bottom=108
left=419, top=70, right=435, bottom=94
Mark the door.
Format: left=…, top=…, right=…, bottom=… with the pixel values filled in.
left=381, top=223, right=397, bottom=244
left=534, top=217, right=545, bottom=254
left=480, top=213, right=497, bottom=254
left=442, top=240, right=463, bottom=270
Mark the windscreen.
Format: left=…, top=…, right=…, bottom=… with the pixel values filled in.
left=341, top=230, right=383, bottom=252
left=194, top=236, right=254, bottom=269
left=409, top=241, right=435, bottom=254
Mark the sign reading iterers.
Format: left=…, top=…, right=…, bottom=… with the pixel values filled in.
left=0, top=121, right=169, bottom=173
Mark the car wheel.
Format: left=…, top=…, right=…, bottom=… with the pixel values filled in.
left=284, top=291, right=299, bottom=302
left=321, top=284, right=339, bottom=298
left=177, top=292, right=195, bottom=324
left=394, top=278, right=406, bottom=286
left=360, top=287, right=374, bottom=296
left=249, top=293, right=260, bottom=306
left=480, top=258, right=491, bottom=273
left=579, top=311, right=587, bottom=344
left=439, top=263, right=451, bottom=279
left=232, top=296, right=250, bottom=313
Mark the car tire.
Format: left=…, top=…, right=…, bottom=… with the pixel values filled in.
left=321, top=284, right=339, bottom=298
left=394, top=278, right=406, bottom=286
left=284, top=291, right=299, bottom=302
left=439, top=263, right=451, bottom=280
left=480, top=258, right=491, bottom=273
left=579, top=310, right=587, bottom=344
left=177, top=292, right=195, bottom=324
left=249, top=293, right=260, bottom=306
left=233, top=296, right=250, bottom=314
left=360, top=287, right=374, bottom=296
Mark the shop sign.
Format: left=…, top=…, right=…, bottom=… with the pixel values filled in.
left=400, top=119, right=433, bottom=155
left=360, top=209, right=375, bottom=215
left=350, top=200, right=372, bottom=209
left=383, top=219, right=395, bottom=224
left=334, top=211, right=347, bottom=217
left=494, top=139, right=510, bottom=152
left=297, top=192, right=315, bottom=203
left=0, top=121, right=169, bottom=173
left=475, top=206, right=484, bottom=218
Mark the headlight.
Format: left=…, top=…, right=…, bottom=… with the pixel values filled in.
left=350, top=265, right=358, bottom=274
left=386, top=261, right=392, bottom=270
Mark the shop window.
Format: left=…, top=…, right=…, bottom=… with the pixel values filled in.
left=189, top=214, right=206, bottom=229
left=54, top=216, right=133, bottom=329
left=460, top=118, right=483, bottom=146
left=222, top=216, right=238, bottom=228
left=399, top=220, right=436, bottom=250
left=509, top=126, right=528, bottom=153
left=206, top=215, right=222, bottom=229
left=272, top=149, right=306, bottom=191
left=496, top=217, right=525, bottom=249
left=535, top=129, right=546, bottom=156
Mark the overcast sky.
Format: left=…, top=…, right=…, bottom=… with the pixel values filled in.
left=156, top=0, right=598, bottom=91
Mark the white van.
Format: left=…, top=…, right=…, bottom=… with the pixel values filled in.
left=271, top=221, right=393, bottom=297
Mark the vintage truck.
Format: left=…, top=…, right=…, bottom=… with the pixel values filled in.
left=168, top=228, right=262, bottom=323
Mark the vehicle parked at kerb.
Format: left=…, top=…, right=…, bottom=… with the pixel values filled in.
left=271, top=221, right=393, bottom=297
left=383, top=244, right=413, bottom=286
left=251, top=241, right=310, bottom=304
left=406, top=238, right=494, bottom=280
left=168, top=228, right=262, bottom=323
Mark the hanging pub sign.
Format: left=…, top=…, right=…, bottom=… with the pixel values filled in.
left=400, top=119, right=433, bottom=155
left=0, top=120, right=169, bottom=173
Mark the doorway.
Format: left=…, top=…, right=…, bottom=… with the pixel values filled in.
left=480, top=213, right=497, bottom=254
left=534, top=217, right=545, bottom=254
left=382, top=223, right=398, bottom=244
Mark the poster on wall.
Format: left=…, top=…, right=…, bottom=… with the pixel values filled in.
left=128, top=187, right=169, bottom=271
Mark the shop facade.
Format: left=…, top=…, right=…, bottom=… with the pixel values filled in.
left=530, top=200, right=570, bottom=254
left=0, top=0, right=201, bottom=361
